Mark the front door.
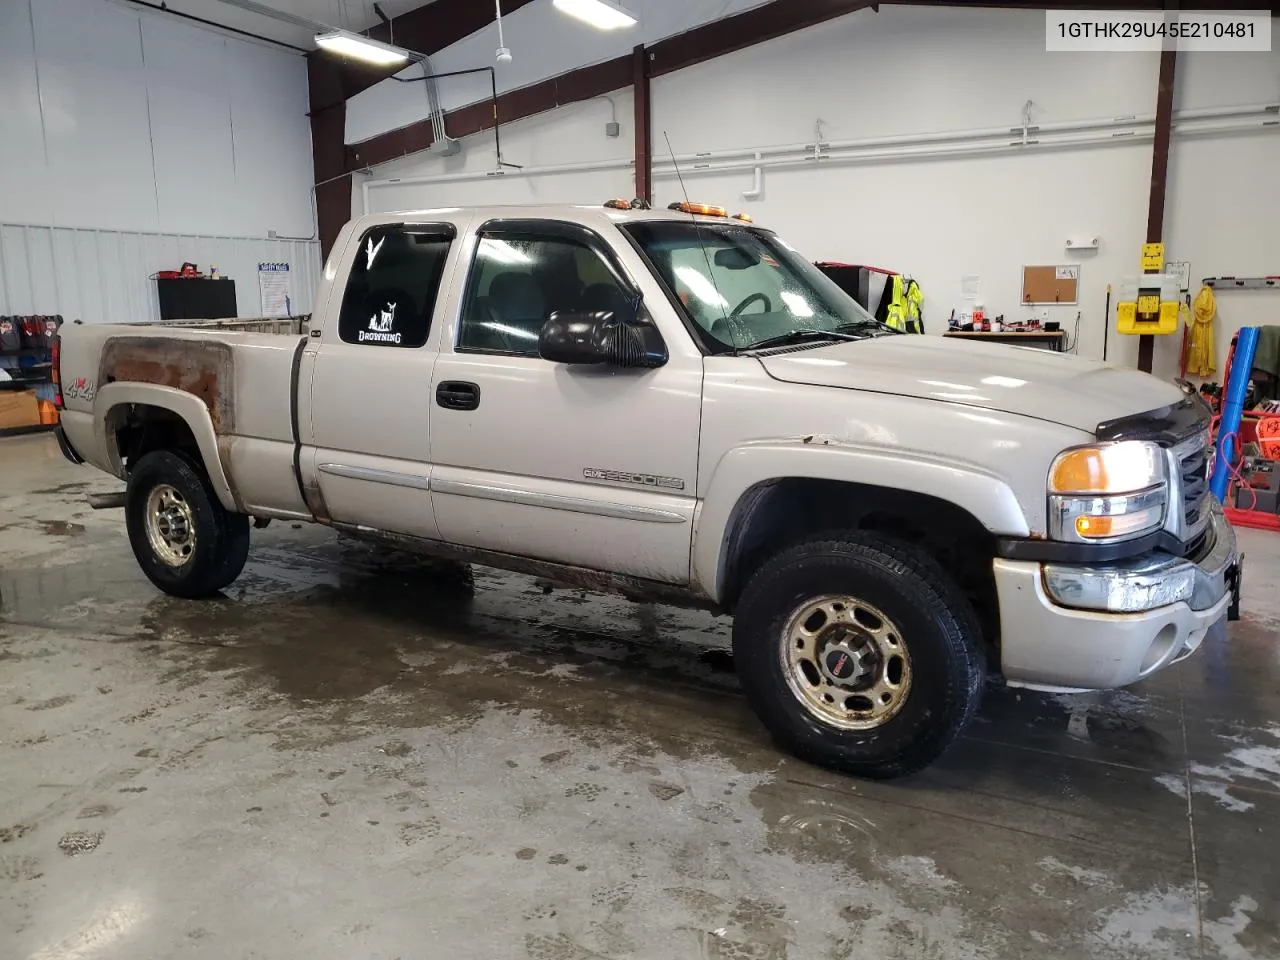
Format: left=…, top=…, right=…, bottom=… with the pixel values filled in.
left=304, top=219, right=464, bottom=539
left=428, top=219, right=703, bottom=584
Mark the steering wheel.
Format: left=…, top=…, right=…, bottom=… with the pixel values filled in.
left=730, top=292, right=773, bottom=317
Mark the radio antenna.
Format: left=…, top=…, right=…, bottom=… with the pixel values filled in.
left=663, top=131, right=730, bottom=331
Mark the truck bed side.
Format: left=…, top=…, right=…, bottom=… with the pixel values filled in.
left=59, top=320, right=309, bottom=518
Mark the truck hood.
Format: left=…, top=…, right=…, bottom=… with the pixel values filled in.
left=757, top=335, right=1184, bottom=434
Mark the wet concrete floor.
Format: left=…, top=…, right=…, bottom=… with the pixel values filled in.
left=2, top=431, right=1279, bottom=959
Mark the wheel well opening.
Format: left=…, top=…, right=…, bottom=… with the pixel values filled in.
left=110, top=404, right=202, bottom=476
left=721, top=478, right=1000, bottom=654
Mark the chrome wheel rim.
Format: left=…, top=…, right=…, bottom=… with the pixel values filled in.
left=780, top=595, right=912, bottom=730
left=144, top=484, right=196, bottom=567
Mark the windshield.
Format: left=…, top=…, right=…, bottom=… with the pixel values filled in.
left=622, top=221, right=882, bottom=354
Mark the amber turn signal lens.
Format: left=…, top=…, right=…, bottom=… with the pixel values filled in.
left=1049, top=442, right=1162, bottom=494
left=1075, top=515, right=1112, bottom=537
left=1051, top=449, right=1108, bottom=493
left=1063, top=497, right=1164, bottom=540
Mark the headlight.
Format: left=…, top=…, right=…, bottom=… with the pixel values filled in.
left=1048, top=442, right=1167, bottom=543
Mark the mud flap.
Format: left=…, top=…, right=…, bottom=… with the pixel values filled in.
left=1227, top=555, right=1243, bottom=622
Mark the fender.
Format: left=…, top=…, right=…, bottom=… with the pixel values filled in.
left=692, top=441, right=1032, bottom=603
left=93, top=382, right=238, bottom=512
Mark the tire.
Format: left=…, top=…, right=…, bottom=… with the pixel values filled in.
left=732, top=532, right=985, bottom=779
left=125, top=450, right=250, bottom=599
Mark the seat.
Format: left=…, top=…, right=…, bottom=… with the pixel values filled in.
left=479, top=272, right=546, bottom=352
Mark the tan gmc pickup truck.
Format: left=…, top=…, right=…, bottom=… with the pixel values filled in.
left=53, top=202, right=1240, bottom=777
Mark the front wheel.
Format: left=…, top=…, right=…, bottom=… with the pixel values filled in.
left=732, top=533, right=985, bottom=779
left=125, top=450, right=250, bottom=599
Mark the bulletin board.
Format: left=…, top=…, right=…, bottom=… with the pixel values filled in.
left=1022, top=265, right=1079, bottom=305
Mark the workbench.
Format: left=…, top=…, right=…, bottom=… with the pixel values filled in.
left=943, top=330, right=1067, bottom=352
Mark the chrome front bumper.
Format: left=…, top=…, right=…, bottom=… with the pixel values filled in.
left=994, top=501, right=1238, bottom=692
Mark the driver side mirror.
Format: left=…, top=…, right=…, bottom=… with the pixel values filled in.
left=538, top=311, right=668, bottom=369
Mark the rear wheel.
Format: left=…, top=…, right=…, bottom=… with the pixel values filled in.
left=125, top=450, right=249, bottom=598
left=732, top=532, right=985, bottom=779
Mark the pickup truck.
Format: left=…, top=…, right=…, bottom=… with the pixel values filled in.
left=53, top=201, right=1240, bottom=778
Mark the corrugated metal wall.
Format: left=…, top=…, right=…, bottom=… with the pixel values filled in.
left=0, top=222, right=322, bottom=323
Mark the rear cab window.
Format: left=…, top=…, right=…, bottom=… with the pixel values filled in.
left=338, top=223, right=457, bottom=348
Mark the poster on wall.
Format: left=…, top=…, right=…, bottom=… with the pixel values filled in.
left=258, top=262, right=293, bottom=317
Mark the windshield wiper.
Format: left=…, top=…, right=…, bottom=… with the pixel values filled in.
left=834, top=319, right=902, bottom=336
left=741, top=329, right=865, bottom=353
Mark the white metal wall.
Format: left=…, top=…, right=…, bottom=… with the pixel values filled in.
left=0, top=0, right=315, bottom=240
left=0, top=223, right=321, bottom=323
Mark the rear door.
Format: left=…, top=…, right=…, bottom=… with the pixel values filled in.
left=427, top=218, right=704, bottom=583
left=303, top=219, right=464, bottom=538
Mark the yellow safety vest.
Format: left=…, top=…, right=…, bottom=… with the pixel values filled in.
left=885, top=276, right=924, bottom=334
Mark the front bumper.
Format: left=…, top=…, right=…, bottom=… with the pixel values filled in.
left=995, top=502, right=1237, bottom=691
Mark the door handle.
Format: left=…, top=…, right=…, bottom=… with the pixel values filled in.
left=436, top=381, right=480, bottom=411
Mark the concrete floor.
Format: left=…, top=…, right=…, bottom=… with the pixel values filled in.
left=1, top=433, right=1279, bottom=960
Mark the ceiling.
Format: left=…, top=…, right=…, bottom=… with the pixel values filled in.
left=134, top=0, right=434, bottom=50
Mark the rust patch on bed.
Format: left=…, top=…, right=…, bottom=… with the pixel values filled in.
left=99, top=337, right=234, bottom=432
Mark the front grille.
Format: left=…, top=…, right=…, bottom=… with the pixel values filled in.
left=1178, top=437, right=1210, bottom=528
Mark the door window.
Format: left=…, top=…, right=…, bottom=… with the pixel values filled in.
left=338, top=225, right=454, bottom=348
left=458, top=231, right=633, bottom=356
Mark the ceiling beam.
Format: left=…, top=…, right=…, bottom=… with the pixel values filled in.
left=345, top=55, right=633, bottom=169
left=649, top=0, right=875, bottom=77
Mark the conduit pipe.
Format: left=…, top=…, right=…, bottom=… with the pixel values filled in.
left=656, top=100, right=1276, bottom=166
left=361, top=156, right=633, bottom=212
left=360, top=102, right=1279, bottom=213
left=654, top=117, right=1274, bottom=178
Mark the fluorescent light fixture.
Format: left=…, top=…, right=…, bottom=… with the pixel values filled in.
left=552, top=0, right=638, bottom=31
left=315, top=29, right=411, bottom=66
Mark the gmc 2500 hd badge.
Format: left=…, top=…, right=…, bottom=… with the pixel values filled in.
left=584, top=468, right=685, bottom=491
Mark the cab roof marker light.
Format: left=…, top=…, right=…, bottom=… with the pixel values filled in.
left=668, top=202, right=728, bottom=218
